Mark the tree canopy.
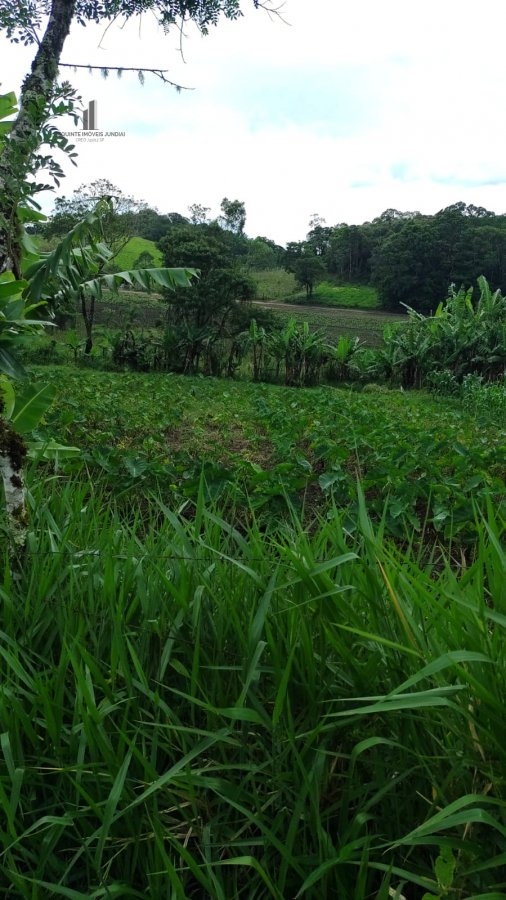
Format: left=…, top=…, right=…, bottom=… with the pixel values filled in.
left=1, top=1, right=268, bottom=44
left=43, top=179, right=148, bottom=257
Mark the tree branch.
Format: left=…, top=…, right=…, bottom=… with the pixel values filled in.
left=57, top=62, right=192, bottom=90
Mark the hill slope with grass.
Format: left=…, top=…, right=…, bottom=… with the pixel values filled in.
left=112, top=236, right=163, bottom=270
left=250, top=268, right=380, bottom=308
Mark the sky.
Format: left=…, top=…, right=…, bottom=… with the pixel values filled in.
left=2, top=0, right=506, bottom=246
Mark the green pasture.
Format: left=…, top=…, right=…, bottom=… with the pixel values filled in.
left=112, top=236, right=163, bottom=270
left=249, top=269, right=380, bottom=310
left=290, top=281, right=380, bottom=309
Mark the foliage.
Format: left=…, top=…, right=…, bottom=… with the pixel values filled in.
left=291, top=255, right=326, bottom=301
left=325, top=334, right=363, bottom=382
left=375, top=277, right=506, bottom=388
left=31, top=365, right=506, bottom=544
left=1, top=0, right=270, bottom=44
left=25, top=198, right=197, bottom=353
left=219, top=196, right=246, bottom=234
left=1, top=466, right=506, bottom=896
left=371, top=218, right=446, bottom=313
left=157, top=221, right=256, bottom=371
left=43, top=179, right=149, bottom=260
left=371, top=202, right=506, bottom=312
left=246, top=238, right=278, bottom=271
left=0, top=276, right=51, bottom=380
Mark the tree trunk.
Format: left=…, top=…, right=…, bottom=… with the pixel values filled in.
left=0, top=418, right=28, bottom=550
left=81, top=293, right=95, bottom=354
left=0, top=0, right=76, bottom=276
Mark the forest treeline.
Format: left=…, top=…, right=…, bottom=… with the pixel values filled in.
left=286, top=202, right=506, bottom=311
left=41, top=187, right=506, bottom=313
left=124, top=200, right=506, bottom=312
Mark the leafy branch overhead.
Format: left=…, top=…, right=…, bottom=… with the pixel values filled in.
left=1, top=0, right=282, bottom=43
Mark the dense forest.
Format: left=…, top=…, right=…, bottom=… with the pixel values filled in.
left=42, top=193, right=506, bottom=313
left=286, top=202, right=506, bottom=311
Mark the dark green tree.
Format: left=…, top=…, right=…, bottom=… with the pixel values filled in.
left=246, top=237, right=277, bottom=270
left=293, top=255, right=326, bottom=301
left=158, top=222, right=256, bottom=330
left=327, top=224, right=371, bottom=282
left=305, top=215, right=332, bottom=260
left=284, top=240, right=306, bottom=272
left=371, top=219, right=446, bottom=312
left=219, top=197, right=246, bottom=235
left=130, top=208, right=188, bottom=242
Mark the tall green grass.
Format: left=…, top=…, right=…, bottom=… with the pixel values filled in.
left=249, top=268, right=298, bottom=300
left=1, top=471, right=506, bottom=898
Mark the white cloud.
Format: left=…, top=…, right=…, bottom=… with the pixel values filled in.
left=2, top=0, right=506, bottom=244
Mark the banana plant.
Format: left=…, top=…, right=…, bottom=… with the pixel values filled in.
left=327, top=335, right=363, bottom=382
left=240, top=318, right=268, bottom=381
left=1, top=197, right=196, bottom=545
left=24, top=197, right=197, bottom=353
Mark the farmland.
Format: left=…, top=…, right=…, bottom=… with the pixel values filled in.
left=61, top=289, right=402, bottom=348
left=36, top=366, right=505, bottom=542
left=2, top=361, right=505, bottom=898
left=253, top=299, right=405, bottom=346
left=3, top=7, right=506, bottom=896
left=3, top=267, right=506, bottom=898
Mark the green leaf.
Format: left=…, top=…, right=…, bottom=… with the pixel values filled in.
left=0, top=279, right=26, bottom=300
left=0, top=91, right=18, bottom=121
left=10, top=382, right=57, bottom=433
left=434, top=846, right=456, bottom=890
left=84, top=266, right=198, bottom=297
left=27, top=440, right=81, bottom=460
left=0, top=348, right=26, bottom=380
left=0, top=376, right=16, bottom=419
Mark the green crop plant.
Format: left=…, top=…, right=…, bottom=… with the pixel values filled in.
left=1, top=471, right=506, bottom=897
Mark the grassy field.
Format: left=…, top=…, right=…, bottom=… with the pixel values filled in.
left=290, top=281, right=380, bottom=309
left=250, top=268, right=298, bottom=299
left=250, top=269, right=380, bottom=310
left=112, top=236, right=163, bottom=270
left=1, top=365, right=506, bottom=897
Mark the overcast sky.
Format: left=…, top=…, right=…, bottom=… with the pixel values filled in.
left=2, top=0, right=506, bottom=245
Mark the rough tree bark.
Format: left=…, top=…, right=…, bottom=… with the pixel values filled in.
left=0, top=409, right=29, bottom=550
left=0, top=0, right=76, bottom=277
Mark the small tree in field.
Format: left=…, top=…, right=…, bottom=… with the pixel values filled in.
left=293, top=256, right=326, bottom=301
